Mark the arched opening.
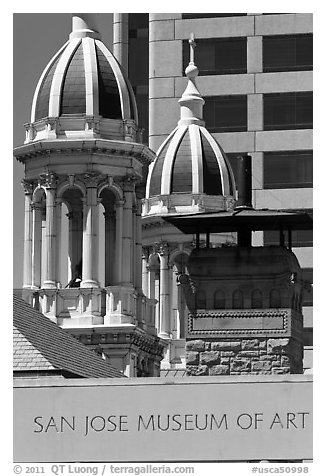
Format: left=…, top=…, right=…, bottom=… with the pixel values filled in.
left=99, top=187, right=118, bottom=287
left=232, top=289, right=244, bottom=309
left=214, top=289, right=226, bottom=309
left=270, top=289, right=281, bottom=308
left=61, top=187, right=84, bottom=287
left=252, top=289, right=263, bottom=309
left=196, top=290, right=206, bottom=309
left=171, top=252, right=189, bottom=339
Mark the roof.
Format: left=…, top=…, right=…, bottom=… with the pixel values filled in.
left=30, top=15, right=137, bottom=125
left=163, top=208, right=313, bottom=234
left=13, top=294, right=125, bottom=379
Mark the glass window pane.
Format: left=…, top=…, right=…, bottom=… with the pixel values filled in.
left=263, top=34, right=313, bottom=72
left=264, top=92, right=312, bottom=130
left=204, top=95, right=247, bottom=132
left=183, top=38, right=246, bottom=75
left=264, top=151, right=313, bottom=189
left=264, top=229, right=313, bottom=247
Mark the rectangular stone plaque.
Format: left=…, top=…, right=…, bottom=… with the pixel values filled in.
left=14, top=375, right=312, bottom=462
left=187, top=309, right=297, bottom=338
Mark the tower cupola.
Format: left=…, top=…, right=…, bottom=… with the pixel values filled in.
left=144, top=35, right=236, bottom=216
left=25, top=14, right=139, bottom=143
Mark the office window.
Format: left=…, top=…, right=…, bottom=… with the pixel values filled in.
left=204, top=95, right=247, bottom=132
left=183, top=37, right=247, bottom=75
left=264, top=229, right=313, bottom=247
left=264, top=151, right=313, bottom=189
left=264, top=92, right=312, bottom=130
left=263, top=34, right=312, bottom=72
left=182, top=13, right=246, bottom=19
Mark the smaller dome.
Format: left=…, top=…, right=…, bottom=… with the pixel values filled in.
left=145, top=35, right=236, bottom=214
left=147, top=124, right=235, bottom=198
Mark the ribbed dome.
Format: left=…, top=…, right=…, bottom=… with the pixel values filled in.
left=147, top=124, right=235, bottom=197
left=145, top=36, right=235, bottom=210
left=30, top=15, right=137, bottom=124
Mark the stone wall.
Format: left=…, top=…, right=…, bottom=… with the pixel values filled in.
left=186, top=337, right=303, bottom=376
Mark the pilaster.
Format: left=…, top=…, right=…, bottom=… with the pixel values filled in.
left=22, top=179, right=34, bottom=288
left=40, top=173, right=58, bottom=289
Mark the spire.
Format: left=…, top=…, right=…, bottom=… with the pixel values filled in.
left=178, top=34, right=205, bottom=126
left=70, top=13, right=101, bottom=40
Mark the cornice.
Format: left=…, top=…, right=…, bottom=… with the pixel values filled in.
left=13, top=139, right=156, bottom=166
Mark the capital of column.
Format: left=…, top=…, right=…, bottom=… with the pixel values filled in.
left=39, top=172, right=58, bottom=189
left=120, top=174, right=138, bottom=192
left=115, top=199, right=125, bottom=209
left=154, top=241, right=170, bottom=257
left=142, top=246, right=150, bottom=260
left=83, top=172, right=104, bottom=188
left=21, top=179, right=34, bottom=195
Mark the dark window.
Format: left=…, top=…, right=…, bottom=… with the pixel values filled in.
left=304, top=328, right=313, bottom=346
left=182, top=13, right=247, bottom=19
left=232, top=289, right=244, bottom=309
left=252, top=289, right=263, bottom=308
left=264, top=151, right=313, bottom=189
left=204, top=95, right=247, bottom=132
left=226, top=153, right=245, bottom=185
left=263, top=34, right=312, bottom=72
left=264, top=229, right=313, bottom=247
left=183, top=37, right=247, bottom=75
left=196, top=290, right=206, bottom=309
left=264, top=92, right=312, bottom=130
left=270, top=289, right=281, bottom=308
left=214, top=290, right=225, bottom=309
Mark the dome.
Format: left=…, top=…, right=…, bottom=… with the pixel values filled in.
left=144, top=36, right=236, bottom=215
left=147, top=124, right=235, bottom=198
left=26, top=15, right=138, bottom=143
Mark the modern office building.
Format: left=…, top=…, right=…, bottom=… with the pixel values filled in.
left=113, top=13, right=313, bottom=371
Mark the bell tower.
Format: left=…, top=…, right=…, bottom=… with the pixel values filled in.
left=14, top=14, right=164, bottom=376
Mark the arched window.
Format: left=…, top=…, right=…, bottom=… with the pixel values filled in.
left=214, top=290, right=225, bottom=309
left=99, top=187, right=119, bottom=287
left=232, top=289, right=244, bottom=309
left=251, top=289, right=263, bottom=309
left=196, top=290, right=206, bottom=309
left=270, top=289, right=281, bottom=308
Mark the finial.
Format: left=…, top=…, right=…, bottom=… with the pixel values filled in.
left=185, top=33, right=198, bottom=79
left=189, top=33, right=196, bottom=64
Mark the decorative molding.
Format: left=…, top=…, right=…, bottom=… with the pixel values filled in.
left=39, top=172, right=58, bottom=189
left=83, top=172, right=104, bottom=188
left=153, top=241, right=169, bottom=256
left=187, top=308, right=303, bottom=339
left=21, top=179, right=34, bottom=195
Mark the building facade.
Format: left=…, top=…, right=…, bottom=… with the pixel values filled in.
left=113, top=13, right=313, bottom=371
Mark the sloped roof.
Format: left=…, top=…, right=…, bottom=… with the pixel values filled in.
left=13, top=294, right=125, bottom=379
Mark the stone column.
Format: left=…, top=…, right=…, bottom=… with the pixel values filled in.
left=81, top=173, right=100, bottom=287
left=31, top=203, right=42, bottom=288
left=42, top=173, right=58, bottom=289
left=113, top=13, right=129, bottom=74
left=134, top=197, right=143, bottom=290
left=22, top=180, right=34, bottom=288
left=142, top=248, right=150, bottom=296
left=121, top=182, right=134, bottom=286
left=55, top=198, right=62, bottom=286
left=158, top=242, right=170, bottom=338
